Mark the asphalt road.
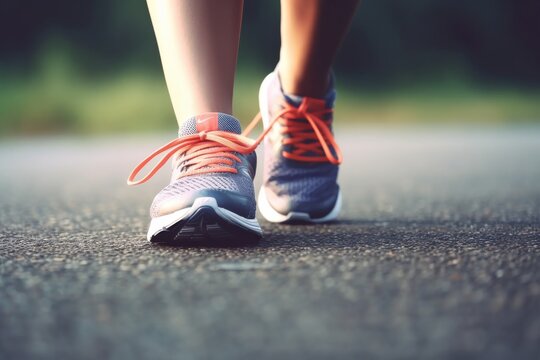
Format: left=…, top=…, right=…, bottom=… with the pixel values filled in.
left=1, top=126, right=539, bottom=360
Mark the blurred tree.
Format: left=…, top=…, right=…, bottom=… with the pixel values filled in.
left=1, top=0, right=539, bottom=86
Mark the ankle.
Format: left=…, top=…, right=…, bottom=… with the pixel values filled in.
left=280, top=73, right=330, bottom=99
left=277, top=65, right=331, bottom=99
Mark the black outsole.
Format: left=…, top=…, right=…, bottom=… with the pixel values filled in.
left=150, top=206, right=262, bottom=246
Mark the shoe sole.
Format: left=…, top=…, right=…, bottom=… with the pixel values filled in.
left=148, top=197, right=262, bottom=245
left=257, top=72, right=342, bottom=224
left=258, top=186, right=342, bottom=223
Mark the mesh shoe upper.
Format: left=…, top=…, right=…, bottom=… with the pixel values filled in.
left=261, top=71, right=341, bottom=217
left=147, top=113, right=257, bottom=219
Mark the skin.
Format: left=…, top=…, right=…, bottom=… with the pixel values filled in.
left=147, top=0, right=243, bottom=124
left=279, top=0, right=360, bottom=98
left=146, top=0, right=360, bottom=126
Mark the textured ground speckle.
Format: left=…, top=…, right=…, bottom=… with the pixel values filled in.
left=1, top=127, right=539, bottom=360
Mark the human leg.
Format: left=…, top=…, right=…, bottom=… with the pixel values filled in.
left=147, top=0, right=243, bottom=124
left=279, top=0, right=360, bottom=97
left=256, top=0, right=359, bottom=223
left=129, top=1, right=262, bottom=243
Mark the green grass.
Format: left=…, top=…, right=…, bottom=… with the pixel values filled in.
left=336, top=82, right=540, bottom=125
left=1, top=65, right=539, bottom=136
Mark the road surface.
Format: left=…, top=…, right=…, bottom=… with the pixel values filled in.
left=1, top=126, right=539, bottom=359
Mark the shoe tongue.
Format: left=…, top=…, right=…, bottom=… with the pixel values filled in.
left=178, top=112, right=241, bottom=137
left=286, top=97, right=328, bottom=112
left=283, top=88, right=336, bottom=110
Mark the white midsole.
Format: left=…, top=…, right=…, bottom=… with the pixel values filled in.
left=258, top=187, right=342, bottom=224
left=147, top=197, right=262, bottom=241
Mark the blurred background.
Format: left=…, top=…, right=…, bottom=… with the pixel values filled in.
left=1, top=0, right=539, bottom=136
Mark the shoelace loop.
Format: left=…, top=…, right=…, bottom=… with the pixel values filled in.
left=243, top=97, right=343, bottom=165
left=282, top=99, right=341, bottom=164
left=128, top=97, right=342, bottom=186
left=127, top=131, right=256, bottom=186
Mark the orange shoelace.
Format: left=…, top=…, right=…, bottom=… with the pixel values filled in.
left=127, top=98, right=343, bottom=186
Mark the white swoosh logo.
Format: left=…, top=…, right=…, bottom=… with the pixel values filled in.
left=196, top=116, right=213, bottom=124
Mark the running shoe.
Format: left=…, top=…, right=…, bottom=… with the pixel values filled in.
left=255, top=70, right=343, bottom=223
left=128, top=112, right=262, bottom=244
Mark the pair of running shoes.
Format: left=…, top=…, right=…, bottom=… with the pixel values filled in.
left=128, top=70, right=343, bottom=243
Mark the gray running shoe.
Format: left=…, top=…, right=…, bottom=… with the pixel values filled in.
left=128, top=112, right=262, bottom=244
left=257, top=71, right=343, bottom=223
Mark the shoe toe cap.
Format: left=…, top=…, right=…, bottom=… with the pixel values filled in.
left=151, top=188, right=256, bottom=219
left=263, top=184, right=340, bottom=218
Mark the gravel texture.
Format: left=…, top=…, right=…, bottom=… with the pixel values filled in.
left=1, top=127, right=539, bottom=359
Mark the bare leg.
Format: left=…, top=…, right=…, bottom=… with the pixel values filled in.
left=279, top=0, right=360, bottom=98
left=147, top=0, right=243, bottom=125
